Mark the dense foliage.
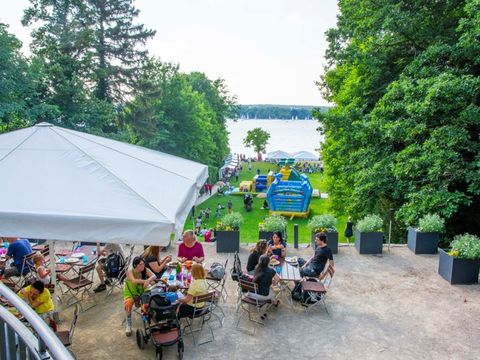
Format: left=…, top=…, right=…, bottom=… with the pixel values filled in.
left=259, top=215, right=287, bottom=233
left=316, top=0, right=480, bottom=241
left=356, top=214, right=384, bottom=233
left=238, top=105, right=328, bottom=120
left=0, top=0, right=234, bottom=179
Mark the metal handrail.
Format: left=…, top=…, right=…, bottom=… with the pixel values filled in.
left=0, top=282, right=75, bottom=360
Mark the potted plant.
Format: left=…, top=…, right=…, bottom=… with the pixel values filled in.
left=308, top=214, right=338, bottom=254
left=258, top=215, right=287, bottom=241
left=438, top=234, right=480, bottom=284
left=407, top=213, right=444, bottom=254
left=215, top=212, right=244, bottom=253
left=355, top=214, right=384, bottom=254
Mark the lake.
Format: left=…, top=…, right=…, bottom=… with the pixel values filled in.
left=226, top=119, right=323, bottom=158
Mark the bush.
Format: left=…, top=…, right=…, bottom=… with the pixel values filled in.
left=449, top=234, right=480, bottom=260
left=308, top=214, right=338, bottom=232
left=356, top=214, right=383, bottom=233
left=218, top=212, right=244, bottom=231
left=259, top=215, right=287, bottom=232
left=417, top=213, right=445, bottom=233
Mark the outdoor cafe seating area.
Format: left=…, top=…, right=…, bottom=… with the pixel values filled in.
left=1, top=237, right=335, bottom=359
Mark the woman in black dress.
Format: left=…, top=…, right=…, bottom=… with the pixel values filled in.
left=246, top=240, right=268, bottom=274
left=344, top=216, right=354, bottom=243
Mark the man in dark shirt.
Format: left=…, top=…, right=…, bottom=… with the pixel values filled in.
left=299, top=232, right=334, bottom=277
left=1, top=237, right=32, bottom=278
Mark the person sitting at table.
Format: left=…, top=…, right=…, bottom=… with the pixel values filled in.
left=0, top=237, right=32, bottom=278
left=248, top=255, right=280, bottom=309
left=267, top=231, right=287, bottom=259
left=33, top=252, right=68, bottom=284
left=177, top=264, right=209, bottom=318
left=124, top=256, right=156, bottom=337
left=142, top=245, right=172, bottom=279
left=177, top=230, right=205, bottom=263
left=93, top=242, right=125, bottom=292
left=247, top=240, right=268, bottom=274
left=298, top=232, right=334, bottom=278
left=17, top=280, right=54, bottom=322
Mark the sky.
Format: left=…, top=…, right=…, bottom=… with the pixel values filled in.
left=0, top=0, right=339, bottom=106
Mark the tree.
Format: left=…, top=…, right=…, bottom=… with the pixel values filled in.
left=0, top=24, right=58, bottom=132
left=243, top=128, right=270, bottom=161
left=87, top=0, right=156, bottom=103
left=316, top=0, right=480, bottom=241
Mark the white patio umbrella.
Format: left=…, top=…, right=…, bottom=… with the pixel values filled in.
left=0, top=122, right=208, bottom=245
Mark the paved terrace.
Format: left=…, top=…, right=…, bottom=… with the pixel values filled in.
left=65, top=244, right=480, bottom=360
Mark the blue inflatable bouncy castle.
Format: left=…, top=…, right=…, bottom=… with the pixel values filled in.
left=266, top=173, right=312, bottom=219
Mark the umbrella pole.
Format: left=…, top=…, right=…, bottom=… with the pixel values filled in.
left=48, top=239, right=60, bottom=322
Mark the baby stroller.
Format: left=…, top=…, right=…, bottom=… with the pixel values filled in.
left=243, top=193, right=253, bottom=212
left=136, top=288, right=184, bottom=360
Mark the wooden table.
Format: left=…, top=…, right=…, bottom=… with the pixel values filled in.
left=278, top=260, right=301, bottom=282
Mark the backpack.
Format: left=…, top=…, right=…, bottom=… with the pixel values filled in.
left=291, top=280, right=318, bottom=304
left=105, top=252, right=125, bottom=279
left=210, top=262, right=225, bottom=280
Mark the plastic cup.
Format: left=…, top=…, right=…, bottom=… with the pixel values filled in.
left=60, top=258, right=65, bottom=264
left=83, top=255, right=87, bottom=264
left=276, top=266, right=282, bottom=275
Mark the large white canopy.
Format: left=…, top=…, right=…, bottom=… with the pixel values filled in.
left=292, top=151, right=318, bottom=161
left=0, top=123, right=208, bottom=246
left=266, top=150, right=292, bottom=160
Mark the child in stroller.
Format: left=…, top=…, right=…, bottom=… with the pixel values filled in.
left=136, top=287, right=184, bottom=360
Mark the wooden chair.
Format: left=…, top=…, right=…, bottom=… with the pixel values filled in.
left=60, top=260, right=97, bottom=311
left=56, top=304, right=80, bottom=347
left=301, top=263, right=335, bottom=313
left=182, top=291, right=216, bottom=346
left=236, top=278, right=272, bottom=327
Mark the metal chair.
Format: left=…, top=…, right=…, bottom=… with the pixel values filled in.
left=301, top=263, right=335, bottom=313
left=106, top=245, right=134, bottom=297
left=182, top=291, right=216, bottom=346
left=56, top=304, right=80, bottom=347
left=236, top=278, right=272, bottom=327
left=60, top=260, right=97, bottom=311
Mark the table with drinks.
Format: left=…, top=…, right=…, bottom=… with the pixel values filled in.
left=160, top=261, right=199, bottom=290
left=55, top=245, right=98, bottom=267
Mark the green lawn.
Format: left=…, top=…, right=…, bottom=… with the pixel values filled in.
left=184, top=161, right=349, bottom=244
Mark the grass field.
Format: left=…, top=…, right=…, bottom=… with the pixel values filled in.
left=183, top=161, right=349, bottom=244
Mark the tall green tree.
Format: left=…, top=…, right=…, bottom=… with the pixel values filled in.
left=88, top=0, right=155, bottom=102
left=0, top=24, right=57, bottom=132
left=122, top=58, right=233, bottom=180
left=243, top=128, right=270, bottom=161
left=317, top=0, right=480, bottom=240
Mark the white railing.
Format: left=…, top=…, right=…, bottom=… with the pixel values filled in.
left=0, top=282, right=75, bottom=360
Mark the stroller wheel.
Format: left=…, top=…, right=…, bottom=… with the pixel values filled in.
left=136, top=329, right=145, bottom=349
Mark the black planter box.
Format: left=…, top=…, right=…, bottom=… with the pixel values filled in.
left=407, top=227, right=439, bottom=254
left=216, top=230, right=240, bottom=253
left=438, top=248, right=480, bottom=284
left=355, top=230, right=383, bottom=254
left=258, top=231, right=274, bottom=241
left=311, top=231, right=338, bottom=254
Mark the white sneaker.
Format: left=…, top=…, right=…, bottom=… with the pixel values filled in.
left=125, top=324, right=132, bottom=337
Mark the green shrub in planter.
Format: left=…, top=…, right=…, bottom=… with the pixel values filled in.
left=308, top=214, right=339, bottom=254
left=260, top=215, right=287, bottom=232
left=308, top=214, right=338, bottom=233
left=355, top=214, right=384, bottom=254
left=218, top=212, right=244, bottom=231
left=356, top=214, right=383, bottom=233
left=438, top=234, right=480, bottom=284
left=216, top=212, right=244, bottom=253
left=408, top=213, right=444, bottom=254
left=450, top=234, right=480, bottom=260
left=418, top=214, right=445, bottom=233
